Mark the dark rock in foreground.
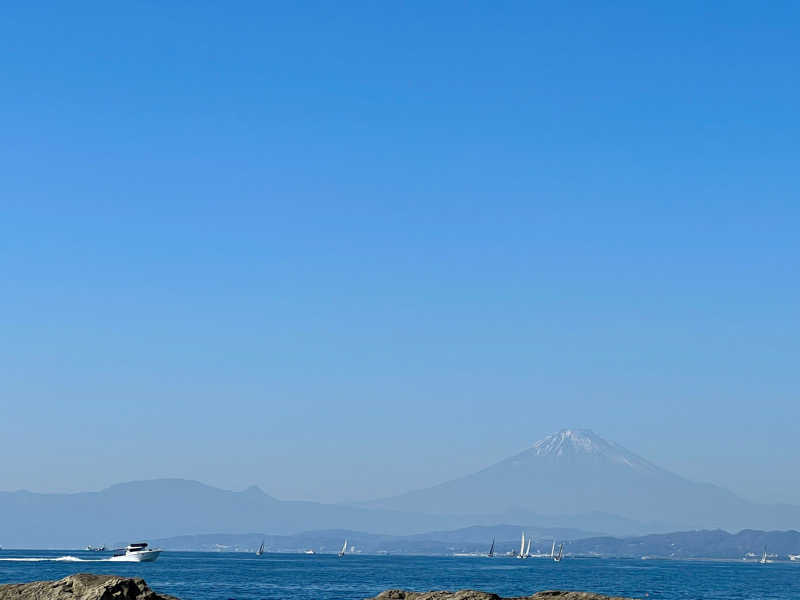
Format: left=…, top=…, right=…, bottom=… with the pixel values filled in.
left=367, top=590, right=637, bottom=600
left=0, top=574, right=179, bottom=600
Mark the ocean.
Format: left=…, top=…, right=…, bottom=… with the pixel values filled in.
left=1, top=550, right=798, bottom=600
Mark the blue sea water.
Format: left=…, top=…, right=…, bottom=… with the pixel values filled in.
left=1, top=550, right=799, bottom=600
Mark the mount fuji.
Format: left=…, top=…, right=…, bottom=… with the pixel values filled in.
left=365, top=429, right=800, bottom=532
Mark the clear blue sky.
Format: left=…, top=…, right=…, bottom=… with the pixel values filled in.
left=2, top=2, right=798, bottom=506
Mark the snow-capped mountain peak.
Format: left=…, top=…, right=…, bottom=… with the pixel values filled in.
left=533, top=429, right=609, bottom=456
left=365, top=426, right=783, bottom=533
left=531, top=429, right=659, bottom=472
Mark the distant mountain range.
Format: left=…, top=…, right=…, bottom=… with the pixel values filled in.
left=364, top=429, right=800, bottom=532
left=2, top=429, right=800, bottom=547
left=0, top=479, right=604, bottom=548
left=0, top=479, right=450, bottom=548
left=148, top=524, right=598, bottom=555
left=569, top=529, right=800, bottom=559
left=151, top=527, right=800, bottom=560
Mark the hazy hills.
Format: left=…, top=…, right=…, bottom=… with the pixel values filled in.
left=365, top=429, right=800, bottom=532
left=570, top=529, right=800, bottom=559
left=148, top=524, right=598, bottom=554
left=0, top=479, right=448, bottom=547
left=3, top=429, right=800, bottom=547
left=150, top=527, right=800, bottom=559
left=0, top=479, right=603, bottom=548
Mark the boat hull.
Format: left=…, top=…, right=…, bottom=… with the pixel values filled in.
left=109, top=549, right=161, bottom=562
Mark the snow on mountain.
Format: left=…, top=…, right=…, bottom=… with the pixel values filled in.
left=528, top=429, right=661, bottom=473
left=366, top=429, right=800, bottom=532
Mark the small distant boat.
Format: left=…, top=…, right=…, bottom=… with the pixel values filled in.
left=524, top=536, right=532, bottom=559
left=304, top=549, right=316, bottom=555
left=760, top=547, right=768, bottom=564
left=256, top=540, right=265, bottom=556
left=789, top=554, right=800, bottom=561
left=109, top=542, right=161, bottom=562
left=338, top=539, right=348, bottom=557
left=517, top=532, right=525, bottom=559
left=553, top=543, right=564, bottom=563
left=86, top=546, right=105, bottom=552
left=488, top=537, right=495, bottom=558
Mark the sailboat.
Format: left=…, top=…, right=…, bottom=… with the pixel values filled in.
left=524, top=536, right=532, bottom=558
left=488, top=538, right=495, bottom=558
left=338, top=539, right=348, bottom=557
left=550, top=540, right=556, bottom=559
left=760, top=547, right=768, bottom=564
left=256, top=540, right=264, bottom=556
left=553, top=543, right=564, bottom=563
left=517, top=532, right=525, bottom=559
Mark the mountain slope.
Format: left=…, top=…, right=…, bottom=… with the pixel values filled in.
left=366, top=429, right=800, bottom=532
left=151, top=526, right=800, bottom=558
left=148, top=523, right=601, bottom=553
left=570, top=528, right=800, bottom=559
left=4, top=431, right=799, bottom=547
left=0, top=478, right=474, bottom=547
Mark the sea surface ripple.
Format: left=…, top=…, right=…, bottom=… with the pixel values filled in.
left=1, top=550, right=798, bottom=600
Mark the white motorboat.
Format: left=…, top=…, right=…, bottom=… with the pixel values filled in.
left=304, top=549, right=316, bottom=555
left=110, top=542, right=161, bottom=562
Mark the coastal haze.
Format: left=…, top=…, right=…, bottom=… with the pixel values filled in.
left=3, top=430, right=799, bottom=552
left=2, top=6, right=800, bottom=596
left=4, top=3, right=800, bottom=514
left=364, top=429, right=800, bottom=532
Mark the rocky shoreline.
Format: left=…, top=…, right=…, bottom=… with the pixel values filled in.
left=0, top=575, right=637, bottom=600
left=367, top=592, right=636, bottom=600
left=0, top=574, right=178, bottom=600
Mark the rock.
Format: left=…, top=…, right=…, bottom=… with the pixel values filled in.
left=367, top=590, right=637, bottom=600
left=532, top=593, right=636, bottom=600
left=0, top=574, right=179, bottom=600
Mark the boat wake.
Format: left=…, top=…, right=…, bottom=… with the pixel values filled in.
left=0, top=556, right=111, bottom=562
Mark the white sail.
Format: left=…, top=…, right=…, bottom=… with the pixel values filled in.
left=553, top=543, right=564, bottom=562
left=338, top=539, right=348, bottom=557
left=525, top=537, right=531, bottom=558
left=519, top=532, right=525, bottom=558
left=550, top=540, right=555, bottom=558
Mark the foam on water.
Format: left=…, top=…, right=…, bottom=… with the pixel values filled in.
left=0, top=556, right=110, bottom=562
left=0, top=558, right=52, bottom=562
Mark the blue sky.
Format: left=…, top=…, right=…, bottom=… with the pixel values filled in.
left=1, top=2, right=799, bottom=505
